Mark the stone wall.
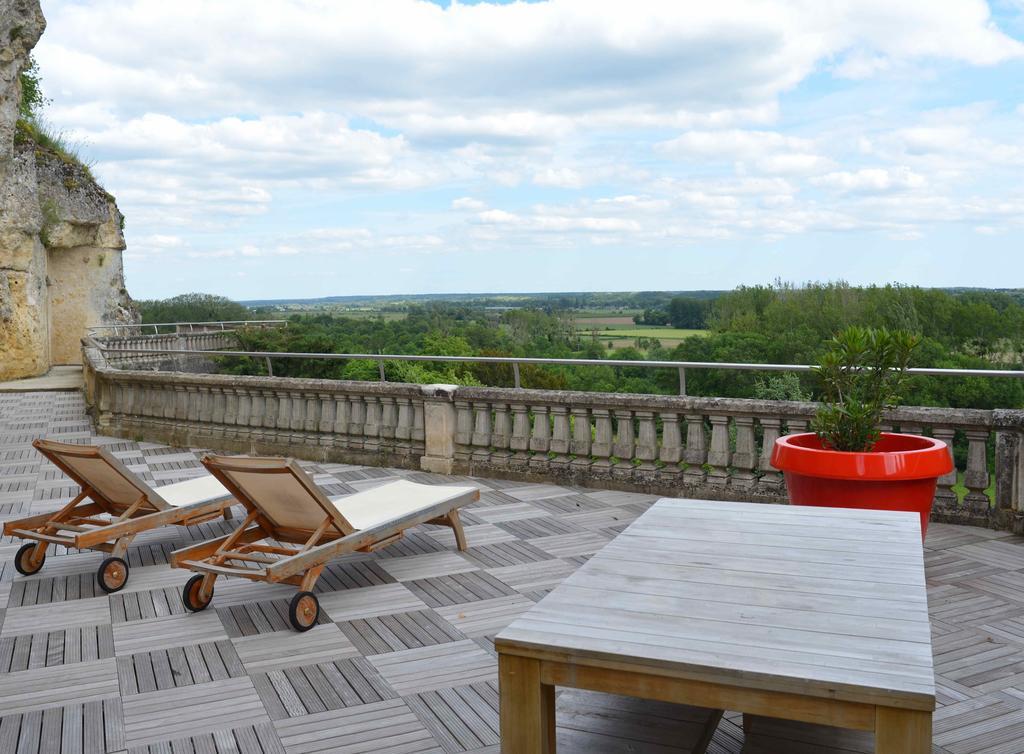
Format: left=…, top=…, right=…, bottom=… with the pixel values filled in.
left=0, top=0, right=137, bottom=381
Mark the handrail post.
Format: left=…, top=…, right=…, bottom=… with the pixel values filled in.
left=265, top=357, right=273, bottom=377
left=513, top=362, right=521, bottom=389
left=678, top=366, right=687, bottom=396
left=378, top=360, right=386, bottom=382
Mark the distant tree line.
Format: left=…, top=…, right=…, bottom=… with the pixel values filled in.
left=136, top=293, right=253, bottom=324
left=139, top=283, right=1024, bottom=412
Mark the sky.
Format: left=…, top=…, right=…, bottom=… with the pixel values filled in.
left=32, top=0, right=1024, bottom=300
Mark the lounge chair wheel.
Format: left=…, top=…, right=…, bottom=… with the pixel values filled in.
left=289, top=591, right=319, bottom=632
left=183, top=574, right=214, bottom=612
left=97, top=557, right=130, bottom=593
left=14, top=543, right=46, bottom=575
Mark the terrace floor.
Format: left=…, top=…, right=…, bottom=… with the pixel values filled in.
left=2, top=391, right=1024, bottom=753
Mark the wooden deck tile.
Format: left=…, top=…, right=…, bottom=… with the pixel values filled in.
left=252, top=657, right=396, bottom=720
left=0, top=623, right=114, bottom=671
left=117, top=639, right=246, bottom=695
left=127, top=721, right=285, bottom=754
left=273, top=697, right=441, bottom=754
left=318, top=583, right=428, bottom=622
left=338, top=609, right=465, bottom=655
left=378, top=552, right=477, bottom=582
left=405, top=572, right=517, bottom=608
left=121, top=676, right=269, bottom=748
left=218, top=596, right=331, bottom=638
left=234, top=624, right=361, bottom=673
left=1, top=596, right=110, bottom=636
left=0, top=657, right=119, bottom=715
left=435, top=595, right=535, bottom=638
left=369, top=640, right=496, bottom=695
left=112, top=610, right=228, bottom=655
left=404, top=682, right=500, bottom=753
left=0, top=698, right=124, bottom=754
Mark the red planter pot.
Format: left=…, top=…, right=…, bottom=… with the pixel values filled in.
left=770, top=432, right=954, bottom=540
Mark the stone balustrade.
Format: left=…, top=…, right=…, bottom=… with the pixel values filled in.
left=83, top=341, right=426, bottom=468
left=92, top=331, right=242, bottom=371
left=82, top=342, right=1024, bottom=532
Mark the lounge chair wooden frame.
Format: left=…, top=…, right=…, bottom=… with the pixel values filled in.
left=171, top=454, right=479, bottom=630
left=3, top=439, right=234, bottom=592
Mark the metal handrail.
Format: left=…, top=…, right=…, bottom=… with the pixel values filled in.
left=90, top=340, right=1024, bottom=396
left=87, top=320, right=287, bottom=336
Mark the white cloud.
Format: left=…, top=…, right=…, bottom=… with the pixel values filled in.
left=812, top=167, right=928, bottom=193
left=533, top=167, right=584, bottom=189
left=452, top=197, right=486, bottom=211
left=37, top=0, right=1023, bottom=131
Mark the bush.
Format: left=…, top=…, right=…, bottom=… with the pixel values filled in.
left=811, top=327, right=918, bottom=451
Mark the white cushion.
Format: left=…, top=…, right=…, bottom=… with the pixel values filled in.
left=330, top=479, right=476, bottom=530
left=156, top=475, right=232, bottom=508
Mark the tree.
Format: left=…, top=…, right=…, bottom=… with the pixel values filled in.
left=637, top=308, right=669, bottom=325
left=18, top=55, right=48, bottom=120
left=668, top=297, right=709, bottom=329
left=136, top=293, right=253, bottom=324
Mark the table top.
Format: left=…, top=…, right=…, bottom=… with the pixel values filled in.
left=494, top=498, right=936, bottom=711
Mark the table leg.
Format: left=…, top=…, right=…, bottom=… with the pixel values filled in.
left=499, top=653, right=555, bottom=753
left=875, top=707, right=931, bottom=753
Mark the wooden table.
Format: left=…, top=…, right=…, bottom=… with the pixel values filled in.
left=494, top=498, right=935, bottom=753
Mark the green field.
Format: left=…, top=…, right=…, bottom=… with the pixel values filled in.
left=597, top=328, right=707, bottom=339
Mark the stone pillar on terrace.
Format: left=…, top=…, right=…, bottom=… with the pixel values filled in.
left=420, top=384, right=458, bottom=475
left=932, top=426, right=959, bottom=518
left=963, top=429, right=992, bottom=522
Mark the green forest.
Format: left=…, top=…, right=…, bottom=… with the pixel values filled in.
left=141, top=283, right=1024, bottom=411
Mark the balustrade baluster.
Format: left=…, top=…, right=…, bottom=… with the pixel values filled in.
left=509, top=403, right=532, bottom=469
left=757, top=417, right=783, bottom=490
left=347, top=396, right=366, bottom=450
left=611, top=409, right=635, bottom=481
left=963, top=429, right=991, bottom=518
left=683, top=414, right=707, bottom=486
left=570, top=407, right=593, bottom=474
left=491, top=402, right=512, bottom=467
left=212, top=387, right=228, bottom=427
left=706, top=415, right=731, bottom=487
left=225, top=389, right=238, bottom=430
left=472, top=401, right=493, bottom=464
left=932, top=427, right=958, bottom=515
left=412, top=401, right=425, bottom=447
left=333, top=395, right=349, bottom=445
left=272, top=390, right=290, bottom=443
left=454, top=399, right=474, bottom=464
left=380, top=396, right=397, bottom=443
left=658, top=411, right=682, bottom=484
left=363, top=397, right=382, bottom=453
left=317, top=393, right=334, bottom=448
left=549, top=406, right=571, bottom=472
left=318, top=393, right=334, bottom=434
left=395, top=398, right=413, bottom=457
left=529, top=405, right=551, bottom=471
left=635, top=411, right=658, bottom=480
left=731, top=416, right=757, bottom=489
left=786, top=418, right=808, bottom=435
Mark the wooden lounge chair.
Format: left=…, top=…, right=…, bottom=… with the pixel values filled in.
left=170, top=455, right=478, bottom=631
left=4, top=439, right=234, bottom=592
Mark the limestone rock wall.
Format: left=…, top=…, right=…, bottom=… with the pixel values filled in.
left=0, top=0, right=137, bottom=380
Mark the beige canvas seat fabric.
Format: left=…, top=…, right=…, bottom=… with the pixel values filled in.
left=155, top=474, right=232, bottom=507
left=330, top=479, right=477, bottom=530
